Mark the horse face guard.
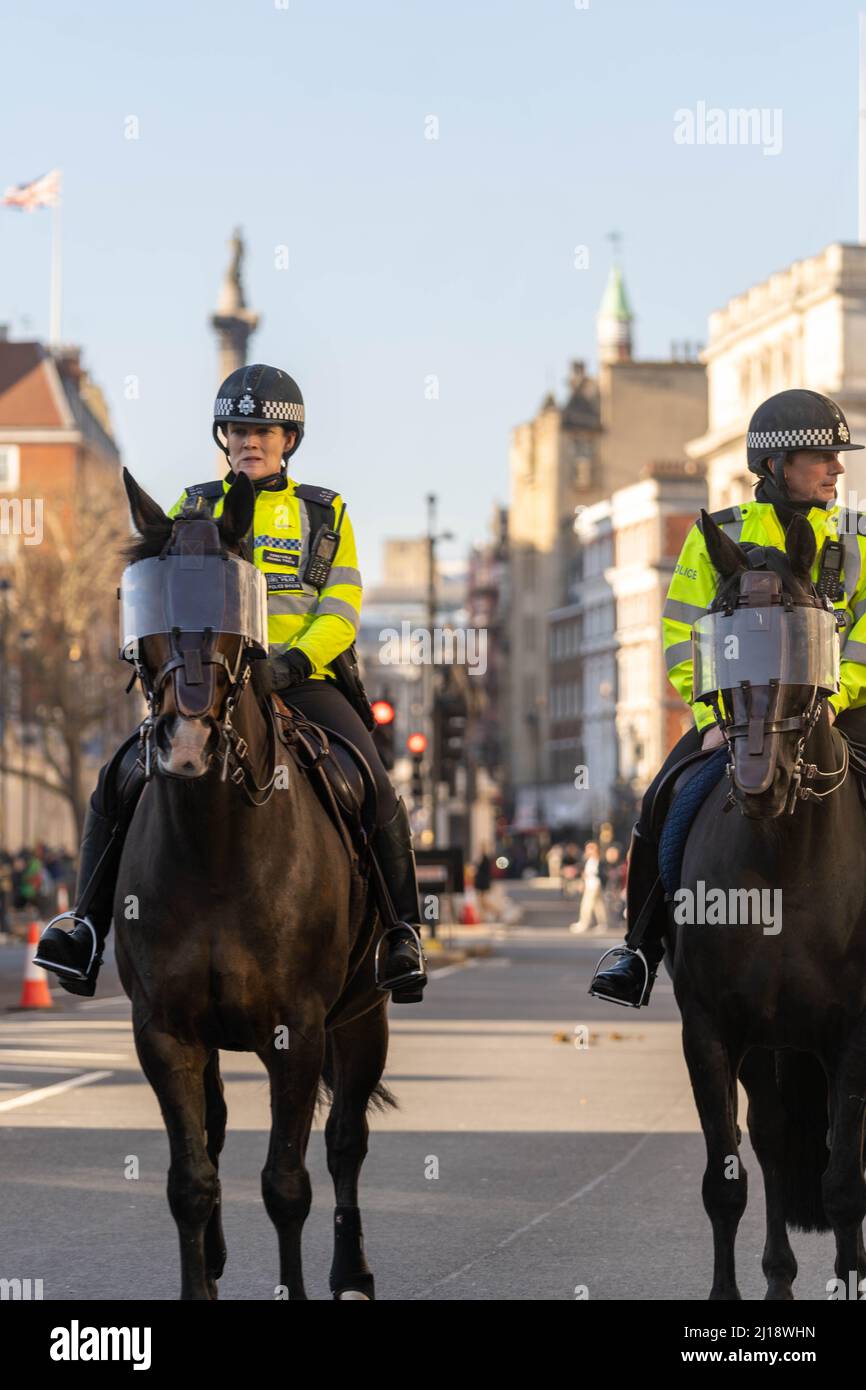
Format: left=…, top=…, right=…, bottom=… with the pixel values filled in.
left=694, top=558, right=845, bottom=813
left=118, top=512, right=269, bottom=782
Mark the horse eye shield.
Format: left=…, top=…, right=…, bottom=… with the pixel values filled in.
left=692, top=604, right=840, bottom=701
left=118, top=553, right=268, bottom=657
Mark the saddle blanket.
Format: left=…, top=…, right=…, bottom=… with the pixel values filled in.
left=658, top=747, right=728, bottom=897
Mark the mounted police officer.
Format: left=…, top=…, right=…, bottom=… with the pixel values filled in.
left=589, top=387, right=866, bottom=1007
left=34, top=363, right=427, bottom=1001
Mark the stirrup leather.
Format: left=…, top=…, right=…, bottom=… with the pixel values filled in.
left=33, top=913, right=101, bottom=981
left=588, top=945, right=652, bottom=1009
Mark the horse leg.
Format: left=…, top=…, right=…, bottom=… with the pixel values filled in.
left=134, top=1025, right=218, bottom=1301
left=202, top=1049, right=228, bottom=1298
left=681, top=1008, right=746, bottom=1300
left=324, top=1003, right=390, bottom=1300
left=258, top=1025, right=325, bottom=1301
left=739, top=1048, right=797, bottom=1300
left=824, top=1056, right=866, bottom=1299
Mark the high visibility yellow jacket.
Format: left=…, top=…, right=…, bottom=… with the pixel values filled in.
left=168, top=472, right=362, bottom=681
left=663, top=501, right=866, bottom=731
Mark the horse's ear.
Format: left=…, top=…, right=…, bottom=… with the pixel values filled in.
left=123, top=467, right=169, bottom=535
left=785, top=512, right=817, bottom=580
left=219, top=471, right=255, bottom=553
left=701, top=510, right=748, bottom=579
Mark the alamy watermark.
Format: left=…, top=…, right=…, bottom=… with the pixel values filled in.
left=674, top=102, right=782, bottom=157
left=378, top=622, right=487, bottom=675
left=673, top=880, right=782, bottom=935
left=0, top=497, right=42, bottom=545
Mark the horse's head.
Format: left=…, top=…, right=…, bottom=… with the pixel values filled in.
left=119, top=467, right=271, bottom=779
left=697, top=510, right=842, bottom=818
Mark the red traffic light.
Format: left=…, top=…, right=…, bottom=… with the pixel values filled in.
left=406, top=731, right=427, bottom=756
left=371, top=699, right=395, bottom=726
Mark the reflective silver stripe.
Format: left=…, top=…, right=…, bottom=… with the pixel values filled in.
left=298, top=491, right=311, bottom=570
left=325, top=565, right=362, bottom=588
left=840, top=639, right=866, bottom=665
left=719, top=519, right=745, bottom=542
left=842, top=532, right=862, bottom=598
left=268, top=593, right=316, bottom=617
left=663, top=597, right=706, bottom=625
left=851, top=597, right=866, bottom=623
left=314, top=596, right=360, bottom=632
left=664, top=640, right=692, bottom=672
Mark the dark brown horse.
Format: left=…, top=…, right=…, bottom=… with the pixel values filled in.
left=676, top=513, right=866, bottom=1300
left=116, top=467, right=393, bottom=1300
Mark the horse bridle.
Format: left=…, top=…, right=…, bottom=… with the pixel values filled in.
left=709, top=555, right=849, bottom=814
left=126, top=629, right=281, bottom=798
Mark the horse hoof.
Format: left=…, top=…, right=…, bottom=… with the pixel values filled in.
left=336, top=1290, right=371, bottom=1300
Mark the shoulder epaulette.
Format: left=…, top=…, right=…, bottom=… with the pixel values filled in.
left=696, top=504, right=743, bottom=533
left=184, top=480, right=226, bottom=500
left=295, top=482, right=339, bottom=506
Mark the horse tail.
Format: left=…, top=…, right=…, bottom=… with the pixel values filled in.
left=367, top=1080, right=398, bottom=1113
left=776, top=1050, right=830, bottom=1233
left=318, top=1034, right=398, bottom=1115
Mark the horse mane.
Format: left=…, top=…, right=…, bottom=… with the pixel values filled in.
left=122, top=526, right=170, bottom=565
left=121, top=510, right=252, bottom=566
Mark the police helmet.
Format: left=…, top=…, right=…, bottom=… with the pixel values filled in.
left=213, top=363, right=304, bottom=462
left=746, top=389, right=862, bottom=478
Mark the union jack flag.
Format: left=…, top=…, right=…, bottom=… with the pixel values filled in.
left=2, top=169, right=61, bottom=211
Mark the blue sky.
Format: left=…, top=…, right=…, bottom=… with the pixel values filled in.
left=0, top=0, right=862, bottom=580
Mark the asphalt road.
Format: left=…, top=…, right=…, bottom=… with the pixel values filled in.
left=0, top=882, right=844, bottom=1301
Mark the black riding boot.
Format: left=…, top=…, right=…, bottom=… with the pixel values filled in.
left=371, top=797, right=428, bottom=1003
left=34, top=740, right=145, bottom=997
left=588, top=825, right=666, bottom=1008
left=32, top=804, right=121, bottom=997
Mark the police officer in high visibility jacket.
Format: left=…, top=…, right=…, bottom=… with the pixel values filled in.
left=34, top=364, right=427, bottom=1001
left=589, top=388, right=866, bottom=1008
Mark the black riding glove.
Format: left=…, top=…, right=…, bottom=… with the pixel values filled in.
left=271, top=648, right=313, bottom=692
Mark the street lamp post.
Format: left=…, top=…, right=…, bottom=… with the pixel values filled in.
left=19, top=629, right=36, bottom=849
left=425, top=493, right=453, bottom=846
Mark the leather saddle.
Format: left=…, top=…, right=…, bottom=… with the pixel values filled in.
left=272, top=695, right=379, bottom=866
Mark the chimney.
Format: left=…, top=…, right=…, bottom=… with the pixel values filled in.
left=569, top=359, right=586, bottom=391
left=54, top=344, right=83, bottom=385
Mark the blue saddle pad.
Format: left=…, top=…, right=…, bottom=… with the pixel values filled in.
left=658, top=747, right=729, bottom=897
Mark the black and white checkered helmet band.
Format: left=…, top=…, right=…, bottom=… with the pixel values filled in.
left=747, top=427, right=835, bottom=449
left=214, top=396, right=305, bottom=424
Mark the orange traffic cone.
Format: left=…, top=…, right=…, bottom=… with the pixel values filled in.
left=460, top=870, right=481, bottom=926
left=18, top=922, right=53, bottom=1009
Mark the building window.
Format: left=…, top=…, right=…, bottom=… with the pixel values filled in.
left=0, top=445, right=20, bottom=492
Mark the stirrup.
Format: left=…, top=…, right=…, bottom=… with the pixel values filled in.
left=33, top=913, right=100, bottom=981
left=374, top=922, right=427, bottom=994
left=588, top=944, right=652, bottom=1009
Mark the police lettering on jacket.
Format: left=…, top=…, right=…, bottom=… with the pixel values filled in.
left=167, top=474, right=362, bottom=680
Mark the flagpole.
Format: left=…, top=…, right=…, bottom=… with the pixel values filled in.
left=49, top=197, right=61, bottom=347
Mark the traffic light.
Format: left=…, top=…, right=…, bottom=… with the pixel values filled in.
left=434, top=689, right=467, bottom=788
left=371, top=698, right=396, bottom=770
left=407, top=731, right=427, bottom=802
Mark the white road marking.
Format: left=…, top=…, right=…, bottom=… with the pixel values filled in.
left=0, top=1069, right=113, bottom=1113
left=0, top=1063, right=81, bottom=1073
left=0, top=1049, right=126, bottom=1062
left=428, top=960, right=479, bottom=981
left=411, top=1097, right=688, bottom=1298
